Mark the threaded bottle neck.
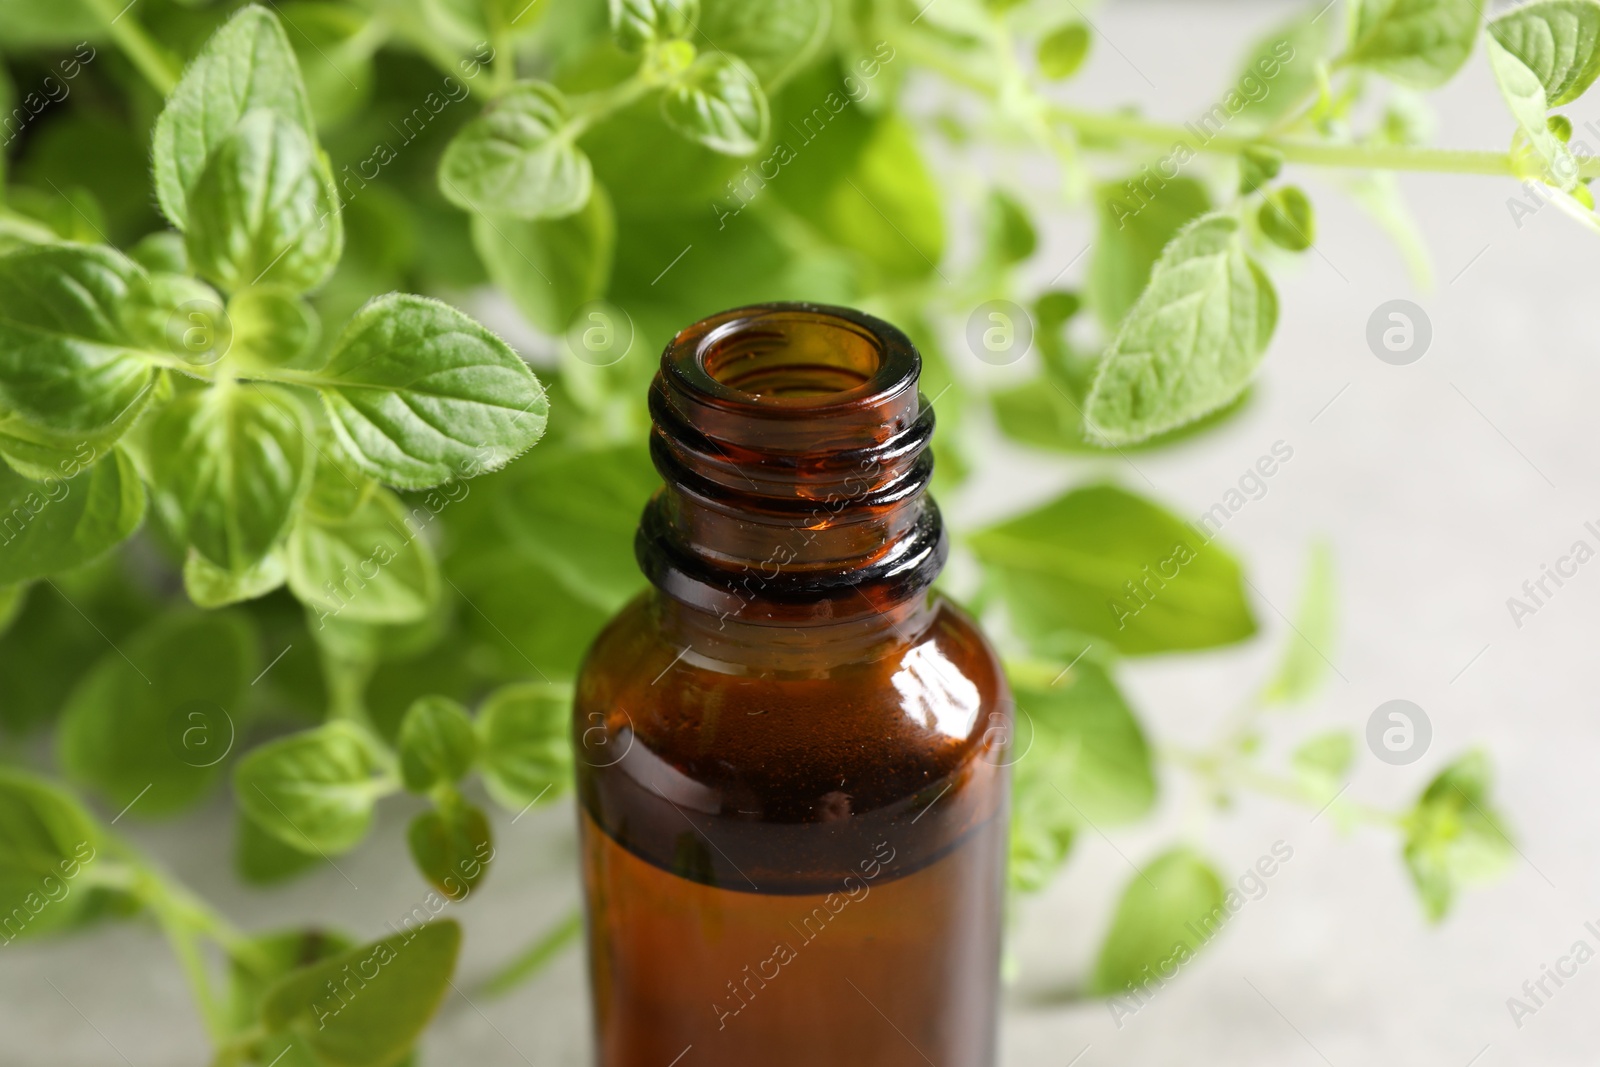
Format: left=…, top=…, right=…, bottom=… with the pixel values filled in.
left=637, top=303, right=945, bottom=627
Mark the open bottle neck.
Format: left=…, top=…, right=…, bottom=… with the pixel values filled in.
left=636, top=303, right=946, bottom=632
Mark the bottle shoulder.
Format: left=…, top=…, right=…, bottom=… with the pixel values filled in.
left=574, top=593, right=1008, bottom=821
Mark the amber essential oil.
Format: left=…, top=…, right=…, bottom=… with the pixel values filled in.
left=573, top=303, right=1011, bottom=1066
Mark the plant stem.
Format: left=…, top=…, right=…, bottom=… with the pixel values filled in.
left=1047, top=103, right=1600, bottom=178
left=891, top=20, right=1600, bottom=181
left=117, top=853, right=260, bottom=1044
left=86, top=0, right=179, bottom=95
left=479, top=908, right=582, bottom=997
left=1164, top=745, right=1402, bottom=828
left=570, top=74, right=656, bottom=133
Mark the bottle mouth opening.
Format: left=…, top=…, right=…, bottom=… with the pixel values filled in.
left=664, top=303, right=918, bottom=413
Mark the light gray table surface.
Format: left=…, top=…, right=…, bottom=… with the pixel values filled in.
left=4, top=2, right=1597, bottom=1063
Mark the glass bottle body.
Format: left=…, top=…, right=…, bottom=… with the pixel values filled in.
left=572, top=304, right=1011, bottom=1067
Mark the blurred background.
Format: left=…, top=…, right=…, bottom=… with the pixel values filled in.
left=2, top=0, right=1597, bottom=1064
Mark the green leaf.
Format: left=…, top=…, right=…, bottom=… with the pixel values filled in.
left=303, top=445, right=377, bottom=524
left=1085, top=213, right=1278, bottom=445
left=407, top=799, right=492, bottom=900
left=1087, top=175, right=1211, bottom=330
left=398, top=695, right=478, bottom=792
left=661, top=53, right=771, bottom=156
left=983, top=189, right=1037, bottom=266
left=609, top=0, right=698, bottom=51
left=1345, top=0, right=1482, bottom=89
left=311, top=293, right=548, bottom=489
left=0, top=1, right=101, bottom=46
left=0, top=583, right=25, bottom=639
left=183, top=546, right=289, bottom=608
left=1261, top=542, right=1336, bottom=705
left=1488, top=0, right=1600, bottom=105
left=236, top=811, right=321, bottom=885
left=0, top=770, right=104, bottom=942
left=1009, top=655, right=1155, bottom=892
left=1403, top=751, right=1514, bottom=921
left=1238, top=144, right=1284, bottom=194
left=1038, top=23, right=1091, bottom=80
left=490, top=443, right=656, bottom=610
left=700, top=0, right=831, bottom=89
left=0, top=448, right=145, bottom=585
left=439, top=82, right=593, bottom=220
left=228, top=285, right=320, bottom=370
left=152, top=4, right=317, bottom=230
left=1015, top=662, right=1156, bottom=824
left=286, top=487, right=441, bottom=625
left=1291, top=730, right=1354, bottom=801
left=234, top=721, right=397, bottom=854
left=1258, top=185, right=1316, bottom=251
left=1088, top=847, right=1227, bottom=995
left=477, top=682, right=572, bottom=810
left=128, top=232, right=189, bottom=275
left=991, top=370, right=1252, bottom=455
left=442, top=548, right=610, bottom=683
left=0, top=567, right=158, bottom=737
left=1487, top=36, right=1580, bottom=189
left=147, top=385, right=313, bottom=571
left=119, top=272, right=232, bottom=367
left=0, top=246, right=156, bottom=460
left=970, top=483, right=1257, bottom=656
left=807, top=113, right=944, bottom=281
left=185, top=109, right=344, bottom=294
left=228, top=926, right=354, bottom=1027
left=472, top=186, right=615, bottom=334
left=1229, top=9, right=1327, bottom=129
left=260, top=921, right=460, bottom=1067
left=60, top=611, right=257, bottom=816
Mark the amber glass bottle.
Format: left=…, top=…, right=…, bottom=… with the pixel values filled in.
left=572, top=303, right=1011, bottom=1067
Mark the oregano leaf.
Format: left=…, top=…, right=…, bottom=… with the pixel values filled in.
left=661, top=53, right=770, bottom=156
left=1345, top=0, right=1482, bottom=89
left=609, top=0, right=698, bottom=51
left=438, top=82, right=593, bottom=220
left=1487, top=35, right=1581, bottom=189
left=0, top=245, right=156, bottom=459
left=185, top=108, right=343, bottom=294
left=234, top=720, right=397, bottom=854
left=398, top=695, right=478, bottom=793
left=1088, top=847, right=1227, bottom=995
left=1488, top=0, right=1600, bottom=106
left=1085, top=213, right=1278, bottom=444
left=699, top=0, right=831, bottom=89
left=260, top=921, right=460, bottom=1067
left=147, top=384, right=313, bottom=572
left=183, top=546, right=288, bottom=608
left=151, top=4, right=317, bottom=230
left=60, top=611, right=257, bottom=816
left=407, top=800, right=492, bottom=900
left=310, top=294, right=548, bottom=490
left=0, top=448, right=145, bottom=585
left=470, top=189, right=616, bottom=335
left=286, top=487, right=440, bottom=625
left=477, top=683, right=572, bottom=810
